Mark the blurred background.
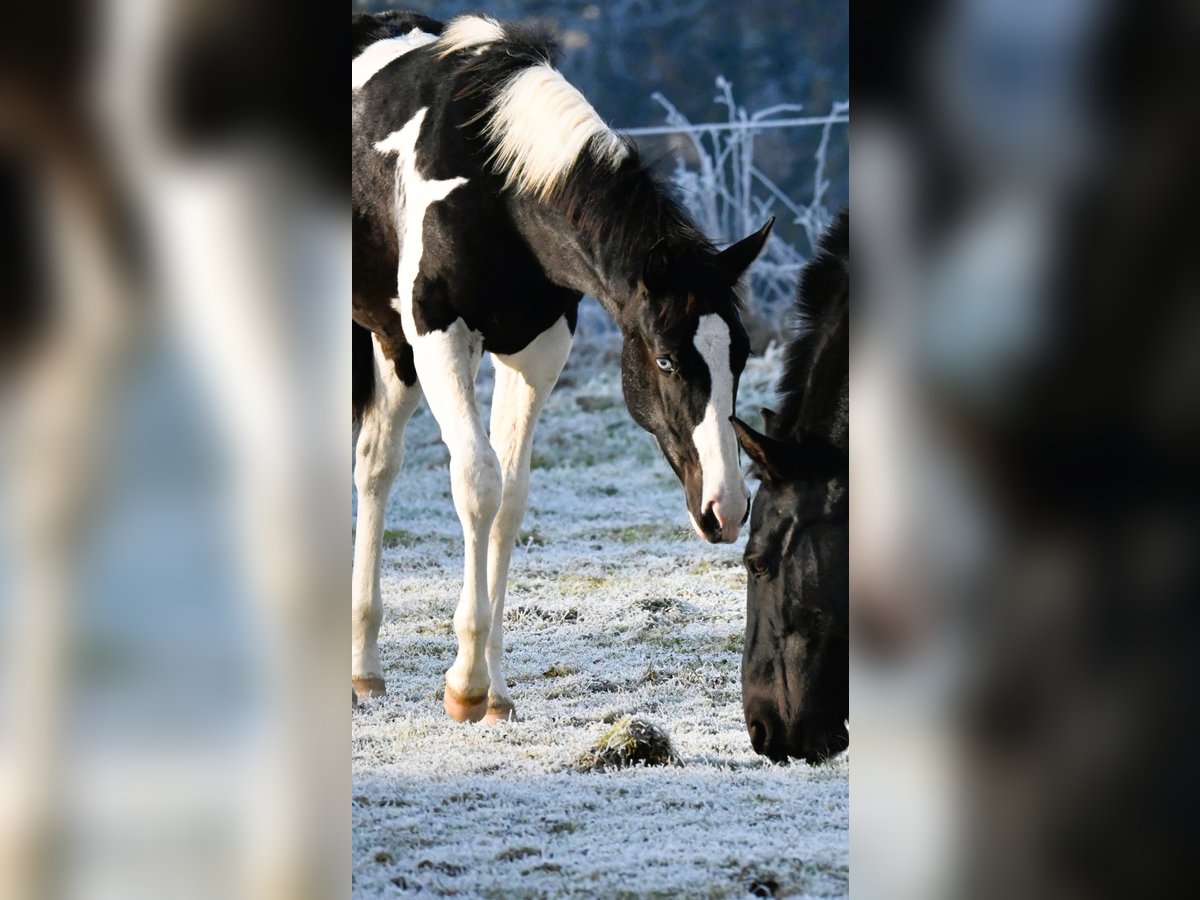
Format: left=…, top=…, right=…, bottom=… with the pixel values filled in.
left=852, top=0, right=1200, bottom=897
left=1, top=2, right=347, bottom=898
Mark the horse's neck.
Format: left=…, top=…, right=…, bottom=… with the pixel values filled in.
left=512, top=200, right=641, bottom=323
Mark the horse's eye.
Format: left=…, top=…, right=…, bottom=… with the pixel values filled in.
left=655, top=356, right=676, bottom=374
left=746, top=556, right=769, bottom=578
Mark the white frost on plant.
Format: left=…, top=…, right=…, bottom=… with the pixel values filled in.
left=351, top=345, right=847, bottom=897
left=650, top=79, right=848, bottom=317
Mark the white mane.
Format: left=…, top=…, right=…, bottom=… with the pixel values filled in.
left=434, top=15, right=506, bottom=56
left=484, top=64, right=628, bottom=201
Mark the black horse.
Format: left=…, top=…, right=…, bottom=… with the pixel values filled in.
left=732, top=211, right=848, bottom=764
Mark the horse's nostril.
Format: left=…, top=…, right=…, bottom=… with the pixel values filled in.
left=748, top=719, right=768, bottom=754
left=744, top=724, right=772, bottom=758
left=699, top=503, right=722, bottom=539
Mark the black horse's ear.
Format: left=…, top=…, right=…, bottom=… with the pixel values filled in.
left=731, top=416, right=789, bottom=480
left=641, top=239, right=673, bottom=295
left=716, top=217, right=775, bottom=284
left=759, top=407, right=779, bottom=436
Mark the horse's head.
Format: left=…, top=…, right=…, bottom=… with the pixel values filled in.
left=732, top=416, right=848, bottom=763
left=619, top=219, right=773, bottom=543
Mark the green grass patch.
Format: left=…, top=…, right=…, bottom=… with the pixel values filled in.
left=557, top=573, right=609, bottom=596
left=594, top=523, right=689, bottom=544
left=496, top=846, right=542, bottom=862
left=518, top=527, right=547, bottom=547
left=720, top=631, right=745, bottom=653
left=381, top=528, right=420, bottom=548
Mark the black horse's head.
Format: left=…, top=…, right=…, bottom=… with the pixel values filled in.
left=732, top=417, right=848, bottom=763
left=620, top=219, right=773, bottom=543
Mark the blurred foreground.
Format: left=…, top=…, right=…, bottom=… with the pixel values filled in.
left=1, top=3, right=346, bottom=899
left=852, top=1, right=1200, bottom=897
left=6, top=1, right=1200, bottom=898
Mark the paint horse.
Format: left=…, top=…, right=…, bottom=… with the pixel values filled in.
left=732, top=211, right=848, bottom=763
left=352, top=11, right=773, bottom=721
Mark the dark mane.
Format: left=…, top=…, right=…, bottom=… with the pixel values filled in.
left=775, top=210, right=849, bottom=443
left=445, top=22, right=728, bottom=320
left=564, top=144, right=724, bottom=289
left=351, top=11, right=442, bottom=59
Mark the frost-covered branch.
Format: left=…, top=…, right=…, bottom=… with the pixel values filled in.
left=647, top=80, right=848, bottom=318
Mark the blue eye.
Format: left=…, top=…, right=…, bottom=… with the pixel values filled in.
left=655, top=356, right=676, bottom=374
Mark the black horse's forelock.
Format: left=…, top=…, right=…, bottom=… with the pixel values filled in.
left=775, top=209, right=848, bottom=439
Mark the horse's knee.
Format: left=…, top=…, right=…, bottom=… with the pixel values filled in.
left=354, top=436, right=403, bottom=493
left=451, top=444, right=502, bottom=523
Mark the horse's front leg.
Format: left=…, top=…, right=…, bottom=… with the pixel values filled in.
left=411, top=320, right=499, bottom=722
left=484, top=317, right=573, bottom=723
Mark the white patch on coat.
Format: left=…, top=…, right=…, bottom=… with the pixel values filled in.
left=352, top=30, right=439, bottom=90
left=435, top=15, right=505, bottom=56
left=374, top=108, right=467, bottom=335
left=485, top=64, right=628, bottom=201
left=691, top=314, right=748, bottom=539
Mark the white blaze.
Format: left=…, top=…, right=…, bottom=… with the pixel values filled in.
left=352, top=30, right=438, bottom=90
left=691, top=314, right=747, bottom=539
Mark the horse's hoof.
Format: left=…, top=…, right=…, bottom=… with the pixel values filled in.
left=444, top=685, right=488, bottom=723
left=483, top=701, right=517, bottom=725
left=353, top=676, right=387, bottom=699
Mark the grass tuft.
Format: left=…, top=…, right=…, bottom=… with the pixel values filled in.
left=573, top=715, right=683, bottom=772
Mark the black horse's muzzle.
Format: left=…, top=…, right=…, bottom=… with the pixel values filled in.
left=744, top=693, right=848, bottom=765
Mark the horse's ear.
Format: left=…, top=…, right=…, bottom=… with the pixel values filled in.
left=731, top=416, right=788, bottom=480
left=716, top=217, right=775, bottom=284
left=641, top=239, right=673, bottom=295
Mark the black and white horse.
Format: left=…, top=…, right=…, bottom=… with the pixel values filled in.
left=732, top=211, right=848, bottom=763
left=352, top=12, right=772, bottom=721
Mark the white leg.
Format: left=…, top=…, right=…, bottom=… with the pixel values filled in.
left=410, top=320, right=501, bottom=722
left=352, top=334, right=422, bottom=696
left=483, top=317, right=573, bottom=722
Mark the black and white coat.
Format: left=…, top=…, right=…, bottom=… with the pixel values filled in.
left=351, top=12, right=773, bottom=721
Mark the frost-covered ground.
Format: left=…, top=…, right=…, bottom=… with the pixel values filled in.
left=352, top=327, right=849, bottom=899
